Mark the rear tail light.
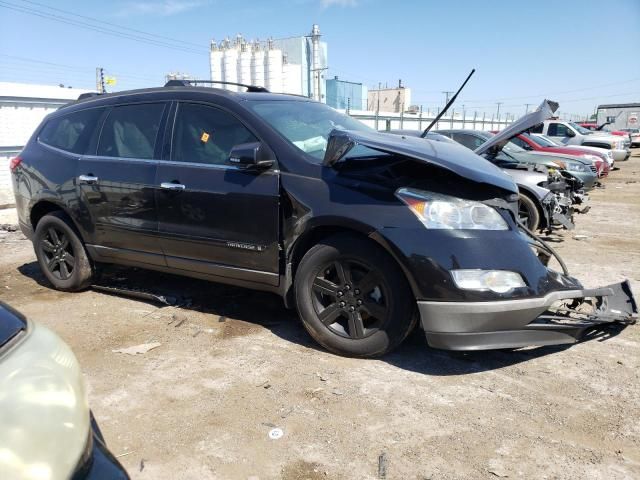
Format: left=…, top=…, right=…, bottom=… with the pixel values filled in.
left=9, top=156, right=22, bottom=171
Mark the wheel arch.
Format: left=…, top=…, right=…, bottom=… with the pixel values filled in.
left=517, top=187, right=547, bottom=230
left=29, top=200, right=85, bottom=241
left=283, top=223, right=419, bottom=308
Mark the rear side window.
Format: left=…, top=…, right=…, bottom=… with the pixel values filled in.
left=530, top=123, right=543, bottom=134
left=39, top=108, right=104, bottom=154
left=453, top=133, right=485, bottom=150
left=547, top=123, right=569, bottom=137
left=98, top=103, right=165, bottom=159
left=171, top=103, right=258, bottom=165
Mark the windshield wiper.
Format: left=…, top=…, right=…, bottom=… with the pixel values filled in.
left=420, top=68, right=476, bottom=138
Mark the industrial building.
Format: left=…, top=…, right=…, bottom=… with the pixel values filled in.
left=367, top=82, right=412, bottom=113
left=325, top=76, right=367, bottom=110
left=209, top=24, right=327, bottom=100
left=596, top=103, right=639, bottom=130
left=0, top=82, right=90, bottom=205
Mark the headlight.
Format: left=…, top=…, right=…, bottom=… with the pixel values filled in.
left=451, top=269, right=527, bottom=293
left=396, top=188, right=509, bottom=230
left=0, top=322, right=91, bottom=480
left=563, top=161, right=590, bottom=173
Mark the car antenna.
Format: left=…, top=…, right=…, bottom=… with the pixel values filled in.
left=420, top=68, right=475, bottom=138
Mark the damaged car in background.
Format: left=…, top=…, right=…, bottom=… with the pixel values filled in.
left=389, top=129, right=574, bottom=232
left=0, top=302, right=129, bottom=479
left=10, top=78, right=637, bottom=357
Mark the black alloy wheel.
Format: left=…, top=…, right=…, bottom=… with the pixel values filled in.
left=295, top=233, right=416, bottom=358
left=33, top=211, right=94, bottom=291
left=311, top=259, right=390, bottom=340
left=39, top=226, right=75, bottom=280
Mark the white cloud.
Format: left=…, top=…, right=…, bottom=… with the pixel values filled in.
left=117, top=0, right=208, bottom=17
left=321, top=0, right=358, bottom=8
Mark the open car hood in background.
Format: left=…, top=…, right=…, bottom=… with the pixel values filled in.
left=322, top=129, right=518, bottom=193
left=474, top=99, right=559, bottom=156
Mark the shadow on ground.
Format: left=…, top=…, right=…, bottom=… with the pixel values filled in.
left=17, top=262, right=629, bottom=376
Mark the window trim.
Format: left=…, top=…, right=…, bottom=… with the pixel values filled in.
left=167, top=100, right=277, bottom=169
left=95, top=101, right=169, bottom=161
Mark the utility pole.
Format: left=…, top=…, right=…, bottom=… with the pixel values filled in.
left=496, top=102, right=503, bottom=122
left=524, top=103, right=533, bottom=114
left=442, top=90, right=454, bottom=105
left=96, top=67, right=105, bottom=94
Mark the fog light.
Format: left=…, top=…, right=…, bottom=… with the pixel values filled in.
left=451, top=270, right=526, bottom=293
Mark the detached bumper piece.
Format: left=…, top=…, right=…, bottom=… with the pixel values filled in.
left=418, top=280, right=637, bottom=351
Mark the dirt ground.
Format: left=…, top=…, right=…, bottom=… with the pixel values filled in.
left=1, top=150, right=639, bottom=480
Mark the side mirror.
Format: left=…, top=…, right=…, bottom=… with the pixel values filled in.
left=227, top=142, right=275, bottom=170
left=566, top=129, right=576, bottom=138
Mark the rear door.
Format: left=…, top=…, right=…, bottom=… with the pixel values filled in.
left=77, top=102, right=168, bottom=265
left=546, top=122, right=573, bottom=145
left=155, top=101, right=280, bottom=287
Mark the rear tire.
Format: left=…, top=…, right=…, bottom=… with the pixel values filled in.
left=518, top=193, right=541, bottom=231
left=294, top=234, right=415, bottom=358
left=33, top=212, right=93, bottom=291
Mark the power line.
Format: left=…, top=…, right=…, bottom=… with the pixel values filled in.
left=0, top=1, right=207, bottom=55
left=16, top=0, right=205, bottom=49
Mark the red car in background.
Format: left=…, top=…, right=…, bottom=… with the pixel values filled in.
left=511, top=133, right=610, bottom=177
left=579, top=122, right=628, bottom=138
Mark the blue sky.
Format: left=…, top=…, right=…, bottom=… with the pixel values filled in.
left=1, top=0, right=639, bottom=117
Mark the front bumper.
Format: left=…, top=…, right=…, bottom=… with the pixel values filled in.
left=418, top=280, right=637, bottom=350
left=612, top=149, right=631, bottom=161
left=73, top=413, right=129, bottom=479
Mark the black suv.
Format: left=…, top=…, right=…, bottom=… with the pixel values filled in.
left=10, top=85, right=635, bottom=357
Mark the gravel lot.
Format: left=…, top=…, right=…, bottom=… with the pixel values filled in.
left=1, top=149, right=639, bottom=480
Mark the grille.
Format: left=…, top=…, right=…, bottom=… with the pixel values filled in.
left=590, top=166, right=597, bottom=173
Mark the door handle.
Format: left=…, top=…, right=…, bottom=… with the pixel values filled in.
left=160, top=182, right=186, bottom=191
left=78, top=174, right=98, bottom=184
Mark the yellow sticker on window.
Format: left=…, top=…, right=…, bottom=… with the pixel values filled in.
left=200, top=132, right=210, bottom=143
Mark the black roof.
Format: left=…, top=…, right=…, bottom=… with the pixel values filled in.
left=597, top=103, right=640, bottom=109
left=65, top=85, right=313, bottom=110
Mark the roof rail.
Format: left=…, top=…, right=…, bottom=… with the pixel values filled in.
left=77, top=92, right=102, bottom=100
left=164, top=79, right=269, bottom=93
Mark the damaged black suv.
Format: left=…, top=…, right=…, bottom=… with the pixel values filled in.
left=10, top=82, right=636, bottom=357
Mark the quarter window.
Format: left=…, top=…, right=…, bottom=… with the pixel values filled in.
left=97, top=103, right=165, bottom=159
left=172, top=103, right=258, bottom=165
left=39, top=108, right=104, bottom=154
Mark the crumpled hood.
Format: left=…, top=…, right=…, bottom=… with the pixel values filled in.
left=475, top=99, right=559, bottom=156
left=322, top=129, right=518, bottom=193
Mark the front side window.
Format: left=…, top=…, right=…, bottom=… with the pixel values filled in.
left=97, top=103, right=165, bottom=159
left=39, top=108, right=104, bottom=154
left=172, top=103, right=257, bottom=165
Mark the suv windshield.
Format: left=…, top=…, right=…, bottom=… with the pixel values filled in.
left=248, top=100, right=376, bottom=162
left=569, top=122, right=593, bottom=135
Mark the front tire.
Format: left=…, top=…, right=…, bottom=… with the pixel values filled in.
left=33, top=212, right=93, bottom=291
left=518, top=193, right=541, bottom=231
left=294, top=234, right=415, bottom=358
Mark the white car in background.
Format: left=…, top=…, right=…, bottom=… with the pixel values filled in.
left=531, top=119, right=630, bottom=161
left=620, top=128, right=640, bottom=147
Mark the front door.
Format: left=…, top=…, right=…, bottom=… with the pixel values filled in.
left=77, top=102, right=167, bottom=266
left=155, top=102, right=280, bottom=287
